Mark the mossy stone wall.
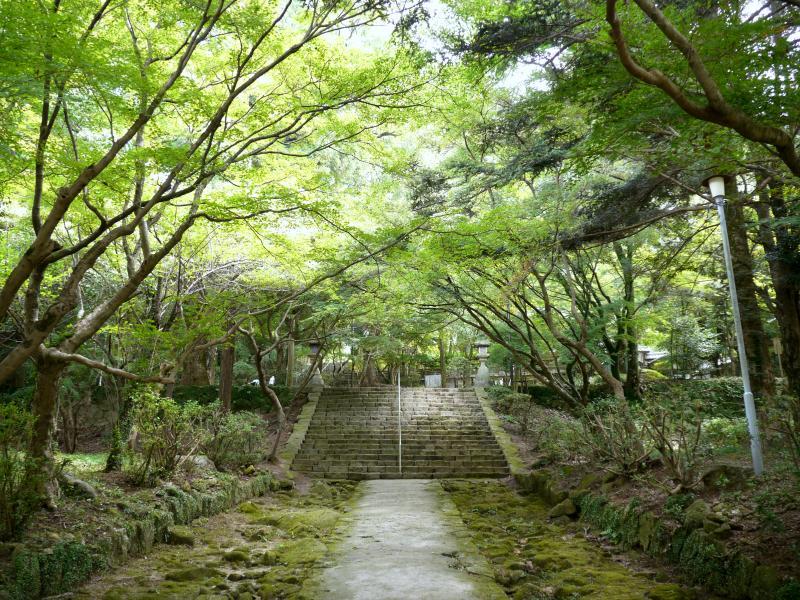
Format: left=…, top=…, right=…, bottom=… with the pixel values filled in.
left=516, top=469, right=796, bottom=599
left=1, top=474, right=275, bottom=600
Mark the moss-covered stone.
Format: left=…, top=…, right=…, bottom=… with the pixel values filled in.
left=275, top=538, right=327, bottom=566
left=443, top=480, right=687, bottom=599
left=3, top=473, right=276, bottom=599
left=222, top=548, right=249, bottom=562
left=166, top=525, right=195, bottom=546
left=255, top=507, right=340, bottom=536
left=547, top=497, right=576, bottom=518
left=683, top=500, right=711, bottom=531
left=164, top=566, right=223, bottom=581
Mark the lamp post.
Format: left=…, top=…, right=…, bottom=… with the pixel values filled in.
left=308, top=340, right=324, bottom=387
left=475, top=339, right=490, bottom=388
left=707, top=175, right=764, bottom=475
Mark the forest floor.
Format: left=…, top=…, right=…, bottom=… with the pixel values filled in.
left=70, top=477, right=693, bottom=600
left=499, top=406, right=800, bottom=588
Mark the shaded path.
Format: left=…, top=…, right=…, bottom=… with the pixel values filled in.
left=311, top=479, right=506, bottom=600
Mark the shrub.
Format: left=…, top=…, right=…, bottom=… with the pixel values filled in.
left=527, top=384, right=567, bottom=409
left=580, top=397, right=651, bottom=477
left=171, top=384, right=289, bottom=412
left=526, top=406, right=584, bottom=463
left=702, top=417, right=749, bottom=451
left=0, top=404, right=40, bottom=540
left=646, top=378, right=744, bottom=417
left=200, top=408, right=267, bottom=470
left=486, top=386, right=529, bottom=414
left=641, top=393, right=708, bottom=491
left=767, top=394, right=800, bottom=473
left=124, top=387, right=206, bottom=486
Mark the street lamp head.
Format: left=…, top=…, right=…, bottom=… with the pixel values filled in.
left=475, top=339, right=490, bottom=360
left=707, top=176, right=725, bottom=199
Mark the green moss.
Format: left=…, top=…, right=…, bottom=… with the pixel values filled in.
left=275, top=538, right=327, bottom=566
left=254, top=507, right=340, bottom=536
left=39, top=541, right=97, bottom=597
left=443, top=480, right=687, bottom=599
left=166, top=525, right=194, bottom=547
left=164, top=566, right=223, bottom=581
left=9, top=548, right=40, bottom=600
left=222, top=548, right=249, bottom=562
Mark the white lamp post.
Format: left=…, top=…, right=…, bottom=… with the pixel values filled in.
left=475, top=339, right=490, bottom=388
left=707, top=175, right=764, bottom=475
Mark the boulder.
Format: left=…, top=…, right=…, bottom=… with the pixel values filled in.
left=701, top=464, right=750, bottom=491
left=683, top=500, right=711, bottom=531
left=548, top=498, right=577, bottom=519
left=59, top=472, right=98, bottom=499
left=166, top=525, right=195, bottom=546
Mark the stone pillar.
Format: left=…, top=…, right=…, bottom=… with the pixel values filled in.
left=474, top=339, right=490, bottom=388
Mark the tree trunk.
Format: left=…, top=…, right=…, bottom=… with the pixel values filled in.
left=206, top=346, right=217, bottom=385
left=180, top=338, right=210, bottom=385
left=29, top=356, right=66, bottom=507
left=360, top=353, right=381, bottom=387
left=756, top=185, right=800, bottom=398
left=727, top=199, right=775, bottom=397
left=614, top=242, right=641, bottom=400
left=219, top=341, right=235, bottom=412
left=285, top=338, right=295, bottom=388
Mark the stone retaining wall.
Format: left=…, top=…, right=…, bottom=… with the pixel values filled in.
left=515, top=469, right=798, bottom=599
left=1, top=473, right=279, bottom=600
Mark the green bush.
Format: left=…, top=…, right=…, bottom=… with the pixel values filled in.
left=527, top=384, right=567, bottom=408
left=526, top=406, right=584, bottom=463
left=580, top=397, right=651, bottom=476
left=646, top=378, right=744, bottom=417
left=124, top=387, right=206, bottom=486
left=172, top=384, right=290, bottom=412
left=486, top=385, right=529, bottom=415
left=0, top=404, right=39, bottom=541
left=702, top=417, right=749, bottom=451
left=200, top=408, right=267, bottom=470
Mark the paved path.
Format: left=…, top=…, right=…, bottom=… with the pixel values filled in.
left=311, top=479, right=506, bottom=600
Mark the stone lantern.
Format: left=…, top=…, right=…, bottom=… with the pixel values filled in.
left=309, top=340, right=324, bottom=387
left=474, top=339, right=490, bottom=388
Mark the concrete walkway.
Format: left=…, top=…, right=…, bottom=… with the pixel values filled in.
left=311, top=479, right=506, bottom=600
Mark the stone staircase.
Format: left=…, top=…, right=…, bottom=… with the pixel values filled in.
left=291, top=387, right=509, bottom=479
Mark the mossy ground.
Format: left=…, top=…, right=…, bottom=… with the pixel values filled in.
left=442, top=480, right=690, bottom=600
left=73, top=480, right=358, bottom=600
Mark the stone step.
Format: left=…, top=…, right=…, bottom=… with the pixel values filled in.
left=295, top=448, right=503, bottom=457
left=292, top=459, right=508, bottom=469
left=296, top=464, right=509, bottom=474
left=301, top=434, right=501, bottom=442
left=292, top=386, right=507, bottom=479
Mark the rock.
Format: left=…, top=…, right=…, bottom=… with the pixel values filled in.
left=166, top=525, right=195, bottom=546
left=164, top=566, right=222, bottom=581
left=637, top=511, right=660, bottom=552
left=683, top=500, right=711, bottom=531
left=703, top=520, right=732, bottom=540
left=243, top=465, right=256, bottom=475
left=261, top=550, right=278, bottom=566
left=701, top=464, right=750, bottom=491
left=59, top=472, right=98, bottom=499
left=223, top=549, right=249, bottom=562
left=180, top=455, right=216, bottom=470
left=576, top=472, right=603, bottom=491
left=548, top=498, right=577, bottom=519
